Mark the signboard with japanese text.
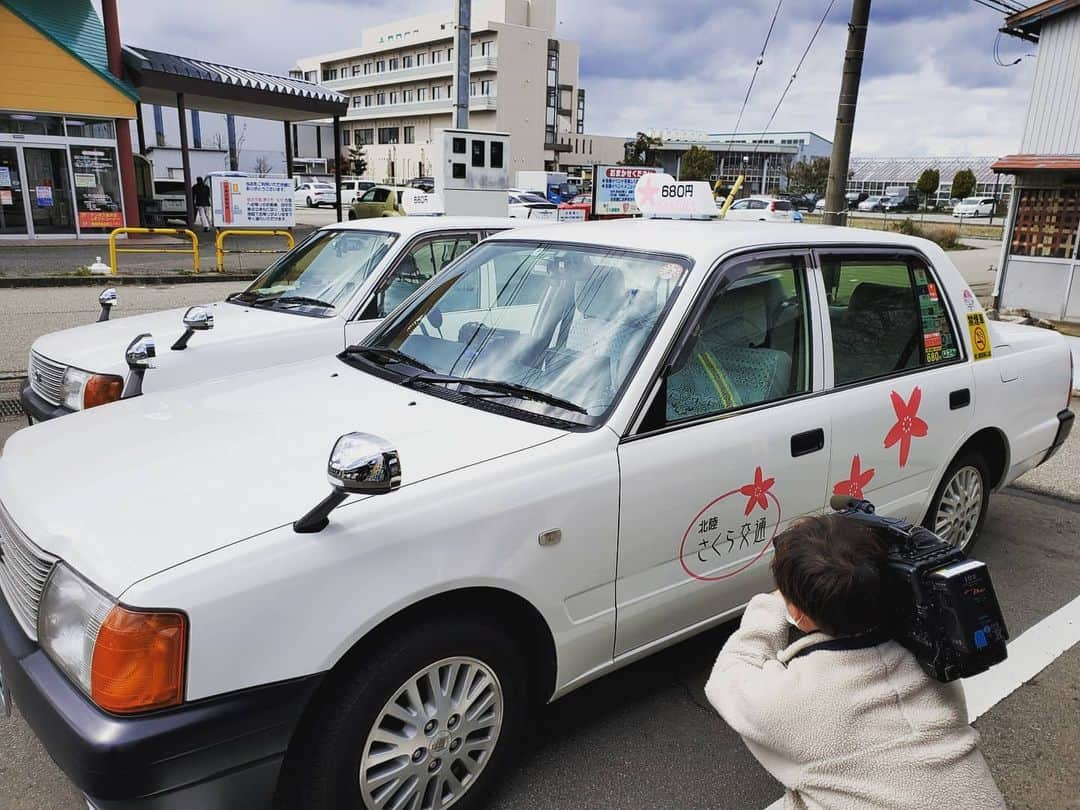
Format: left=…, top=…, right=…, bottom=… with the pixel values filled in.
left=592, top=165, right=662, bottom=218
left=211, top=177, right=295, bottom=228
left=70, top=146, right=123, bottom=230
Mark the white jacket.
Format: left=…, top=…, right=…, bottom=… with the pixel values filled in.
left=705, top=592, right=1005, bottom=810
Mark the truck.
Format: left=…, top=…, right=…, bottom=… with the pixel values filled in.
left=515, top=170, right=571, bottom=204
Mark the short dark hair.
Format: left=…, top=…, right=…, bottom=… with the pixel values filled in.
left=771, top=515, right=888, bottom=636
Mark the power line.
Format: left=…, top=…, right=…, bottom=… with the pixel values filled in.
left=750, top=0, right=838, bottom=154
left=731, top=0, right=784, bottom=137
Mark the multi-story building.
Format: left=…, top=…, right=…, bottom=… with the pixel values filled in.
left=291, top=0, right=614, bottom=182
left=650, top=130, right=832, bottom=193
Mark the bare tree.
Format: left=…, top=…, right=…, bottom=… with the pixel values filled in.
left=209, top=131, right=226, bottom=150
left=252, top=155, right=273, bottom=176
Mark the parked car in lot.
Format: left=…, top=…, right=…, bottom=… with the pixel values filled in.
left=2, top=219, right=1070, bottom=809
left=349, top=185, right=410, bottom=219
left=508, top=190, right=558, bottom=220
left=19, top=217, right=517, bottom=422
left=857, top=195, right=891, bottom=212
left=884, top=191, right=919, bottom=213
left=778, top=193, right=818, bottom=212
left=846, top=191, right=869, bottom=209
left=724, top=196, right=796, bottom=222
left=953, top=197, right=996, bottom=218
left=340, top=179, right=376, bottom=206
left=295, top=182, right=337, bottom=208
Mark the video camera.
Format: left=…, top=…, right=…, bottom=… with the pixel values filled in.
left=829, top=495, right=1009, bottom=683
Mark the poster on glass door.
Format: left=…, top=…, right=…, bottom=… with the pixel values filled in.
left=70, top=146, right=123, bottom=229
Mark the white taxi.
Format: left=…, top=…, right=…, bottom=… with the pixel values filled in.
left=20, top=216, right=516, bottom=422
left=0, top=212, right=1072, bottom=809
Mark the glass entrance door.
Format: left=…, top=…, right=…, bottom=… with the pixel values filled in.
left=23, top=147, right=75, bottom=235
left=0, top=146, right=27, bottom=235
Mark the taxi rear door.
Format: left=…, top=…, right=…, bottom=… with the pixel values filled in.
left=814, top=249, right=974, bottom=525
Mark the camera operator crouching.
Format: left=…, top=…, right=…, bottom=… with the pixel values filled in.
left=705, top=514, right=1006, bottom=809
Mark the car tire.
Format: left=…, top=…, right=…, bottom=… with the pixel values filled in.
left=276, top=614, right=531, bottom=810
left=923, top=450, right=991, bottom=552
left=348, top=210, right=357, bottom=221
left=306, top=196, right=313, bottom=207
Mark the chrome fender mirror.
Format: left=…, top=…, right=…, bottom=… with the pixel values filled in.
left=97, top=288, right=117, bottom=323
left=171, top=306, right=214, bottom=351
left=122, top=333, right=155, bottom=397
left=294, top=432, right=401, bottom=533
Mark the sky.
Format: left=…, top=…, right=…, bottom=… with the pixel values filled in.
left=104, top=0, right=1039, bottom=157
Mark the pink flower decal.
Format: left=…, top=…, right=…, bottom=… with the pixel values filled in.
left=739, top=466, right=775, bottom=516
left=883, top=387, right=928, bottom=468
left=832, top=454, right=875, bottom=499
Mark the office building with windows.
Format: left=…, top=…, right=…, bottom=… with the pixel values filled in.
left=291, top=0, right=616, bottom=181
left=650, top=130, right=832, bottom=193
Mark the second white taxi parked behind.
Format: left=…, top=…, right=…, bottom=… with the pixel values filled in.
left=0, top=220, right=1071, bottom=809
left=20, top=217, right=516, bottom=421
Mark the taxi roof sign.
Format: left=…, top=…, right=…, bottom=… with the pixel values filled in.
left=635, top=173, right=719, bottom=220
left=401, top=188, right=445, bottom=216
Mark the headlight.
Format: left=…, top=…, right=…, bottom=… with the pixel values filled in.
left=38, top=564, right=187, bottom=713
left=60, top=367, right=123, bottom=410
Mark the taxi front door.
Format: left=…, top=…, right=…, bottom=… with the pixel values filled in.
left=613, top=251, right=833, bottom=656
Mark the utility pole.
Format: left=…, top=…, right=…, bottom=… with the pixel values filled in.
left=453, top=0, right=471, bottom=129
left=823, top=0, right=871, bottom=226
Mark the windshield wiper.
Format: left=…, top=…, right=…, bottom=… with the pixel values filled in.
left=342, top=345, right=435, bottom=373
left=267, top=295, right=336, bottom=309
left=225, top=290, right=260, bottom=304
left=405, top=373, right=588, bottom=415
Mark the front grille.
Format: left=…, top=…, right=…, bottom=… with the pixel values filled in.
left=0, top=500, right=57, bottom=640
left=28, top=351, right=66, bottom=406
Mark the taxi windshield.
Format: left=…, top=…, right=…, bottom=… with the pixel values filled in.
left=350, top=240, right=690, bottom=427
left=231, top=229, right=397, bottom=315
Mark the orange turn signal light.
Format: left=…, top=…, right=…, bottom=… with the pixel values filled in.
left=83, top=374, right=124, bottom=409
left=91, top=606, right=187, bottom=714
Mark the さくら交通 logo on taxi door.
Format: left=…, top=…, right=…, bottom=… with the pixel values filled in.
left=680, top=466, right=782, bottom=582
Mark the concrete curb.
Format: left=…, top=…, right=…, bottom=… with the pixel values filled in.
left=0, top=274, right=257, bottom=288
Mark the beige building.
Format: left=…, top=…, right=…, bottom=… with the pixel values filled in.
left=290, top=0, right=624, bottom=181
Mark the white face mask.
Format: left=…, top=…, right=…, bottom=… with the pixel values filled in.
left=786, top=609, right=803, bottom=629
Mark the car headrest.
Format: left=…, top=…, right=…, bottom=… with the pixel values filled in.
left=702, top=276, right=776, bottom=347
left=848, top=281, right=911, bottom=312
left=576, top=266, right=626, bottom=320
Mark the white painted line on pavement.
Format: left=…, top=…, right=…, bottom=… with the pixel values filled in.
left=963, top=594, right=1080, bottom=722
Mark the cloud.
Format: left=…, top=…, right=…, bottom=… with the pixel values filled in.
left=107, top=0, right=1036, bottom=157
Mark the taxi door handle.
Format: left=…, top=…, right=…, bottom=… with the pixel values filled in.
left=791, top=428, right=825, bottom=457
left=949, top=388, right=971, bottom=410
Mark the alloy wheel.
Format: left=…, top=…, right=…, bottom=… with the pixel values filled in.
left=933, top=465, right=983, bottom=549
left=358, top=656, right=504, bottom=810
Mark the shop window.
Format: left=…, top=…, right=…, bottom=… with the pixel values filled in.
left=69, top=145, right=123, bottom=233
left=0, top=112, right=63, bottom=136
left=65, top=118, right=115, bottom=139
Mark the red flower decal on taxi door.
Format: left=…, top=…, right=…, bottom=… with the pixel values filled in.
left=832, top=454, right=875, bottom=499
left=883, top=387, right=928, bottom=468
left=739, top=466, right=775, bottom=516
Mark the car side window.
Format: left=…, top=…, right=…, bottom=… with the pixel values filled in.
left=748, top=199, right=767, bottom=210
left=371, top=234, right=479, bottom=317
left=820, top=255, right=961, bottom=387
left=730, top=200, right=748, bottom=210
left=662, top=256, right=811, bottom=424
left=359, top=189, right=377, bottom=202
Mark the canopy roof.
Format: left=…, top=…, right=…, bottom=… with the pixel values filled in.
left=992, top=154, right=1080, bottom=173
left=123, top=45, right=347, bottom=121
